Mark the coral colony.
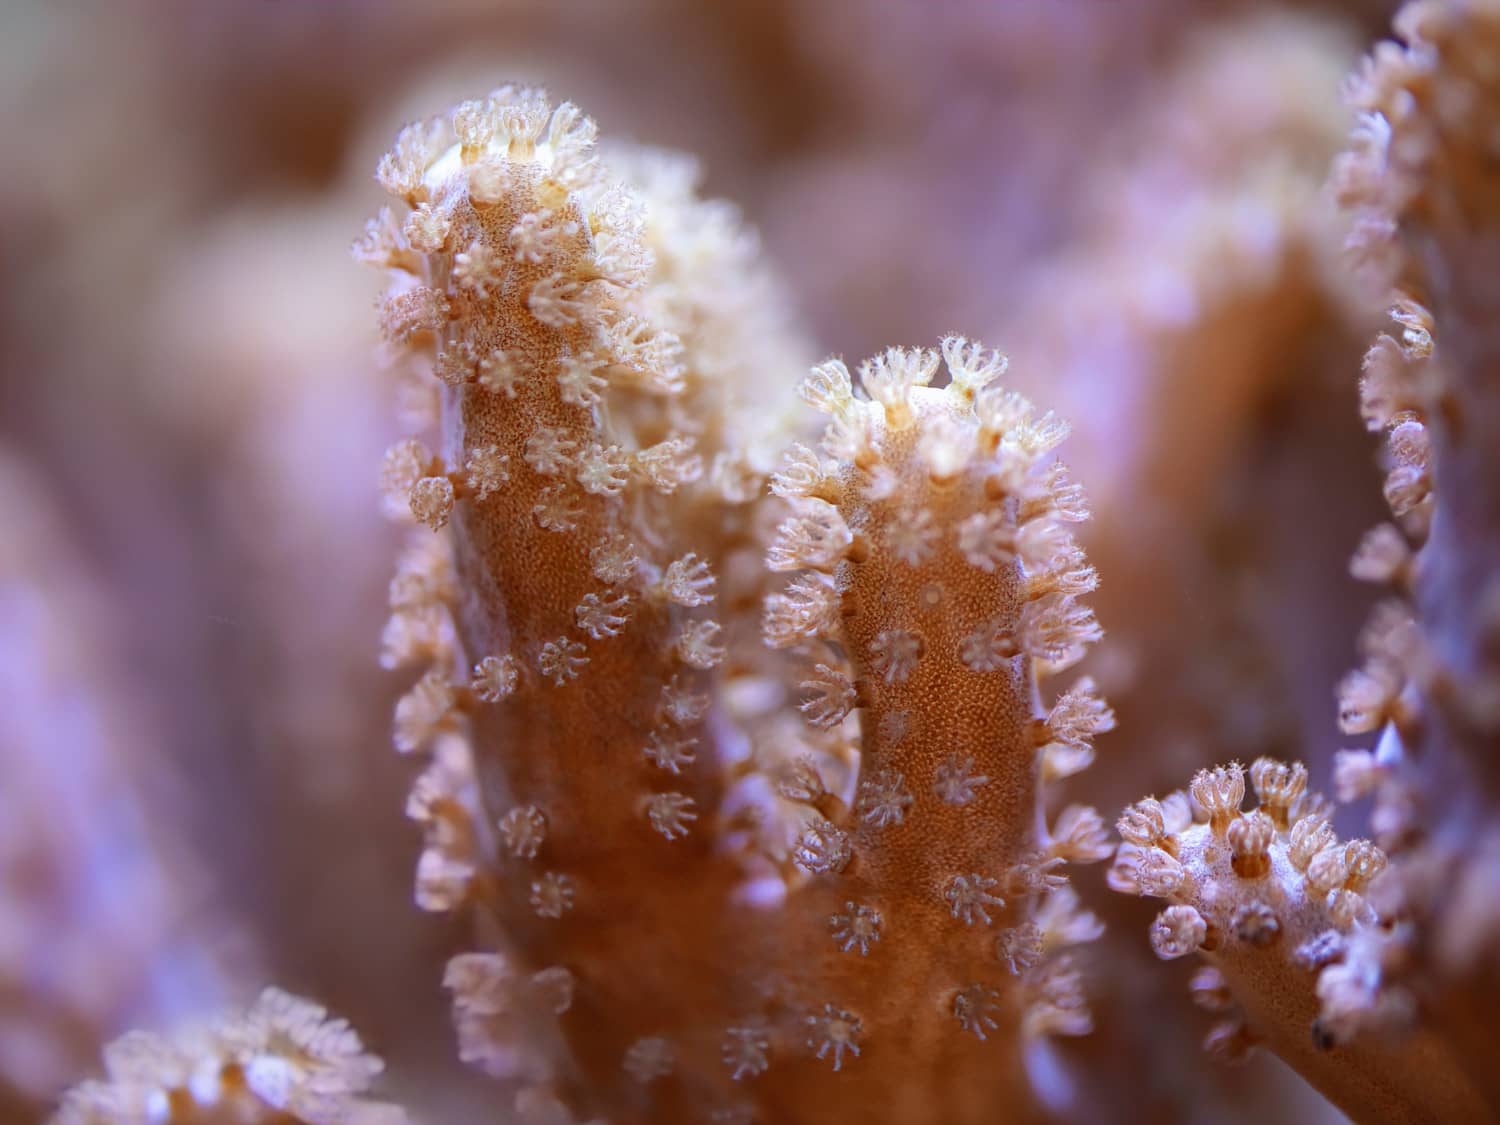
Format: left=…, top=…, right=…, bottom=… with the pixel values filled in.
left=47, top=2, right=1500, bottom=1123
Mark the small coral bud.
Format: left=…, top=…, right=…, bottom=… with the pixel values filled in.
left=1231, top=901, right=1281, bottom=946
left=1019, top=592, right=1101, bottom=671
left=499, top=805, right=547, bottom=860
left=869, top=628, right=925, bottom=684
left=447, top=261, right=491, bottom=310
left=642, top=730, right=697, bottom=774
left=590, top=536, right=638, bottom=585
left=379, top=285, right=448, bottom=344
left=885, top=505, right=938, bottom=567
left=956, top=509, right=1015, bottom=572
left=645, top=792, right=698, bottom=840
left=1189, top=966, right=1234, bottom=1012
left=557, top=355, right=607, bottom=408
left=1191, top=763, right=1246, bottom=835
left=376, top=118, right=443, bottom=200
left=464, top=444, right=511, bottom=501
left=1106, top=849, right=1144, bottom=895
left=1045, top=676, right=1115, bottom=749
left=1135, top=849, right=1187, bottom=898
left=477, top=349, right=521, bottom=397
left=944, top=873, right=1005, bottom=927
left=919, top=414, right=974, bottom=481
left=1011, top=411, right=1070, bottom=458
left=1293, top=930, right=1347, bottom=972
left=1288, top=816, right=1337, bottom=872
left=471, top=654, right=519, bottom=701
left=799, top=359, right=855, bottom=417
left=769, top=444, right=826, bottom=500
left=658, top=675, right=708, bottom=727
left=1306, top=844, right=1351, bottom=896
left=530, top=872, right=576, bottom=918
left=933, top=754, right=990, bottom=807
left=959, top=617, right=1015, bottom=673
left=635, top=438, right=701, bottom=493
left=467, top=160, right=511, bottom=205
left=721, top=1027, right=770, bottom=1081
left=1150, top=905, right=1208, bottom=960
left=1049, top=805, right=1113, bottom=864
left=452, top=98, right=494, bottom=153
left=381, top=438, right=435, bottom=520
left=793, top=818, right=853, bottom=875
left=529, top=273, right=590, bottom=329
left=1342, top=839, right=1387, bottom=890
left=975, top=387, right=1034, bottom=443
left=776, top=757, right=827, bottom=804
left=829, top=902, right=882, bottom=956
left=858, top=346, right=938, bottom=429
left=953, top=985, right=1002, bottom=1041
left=538, top=637, right=588, bottom=686
left=663, top=554, right=716, bottom=607
left=798, top=664, right=856, bottom=728
left=677, top=620, right=726, bottom=669
left=410, top=476, right=456, bottom=531
left=855, top=769, right=913, bottom=829
left=1005, top=852, right=1067, bottom=898
left=940, top=334, right=1008, bottom=395
left=1117, top=798, right=1174, bottom=852
left=1228, top=811, right=1274, bottom=879
left=575, top=591, right=632, bottom=639
left=404, top=202, right=451, bottom=253
left=763, top=575, right=840, bottom=649
left=997, top=923, right=1044, bottom=975
left=806, top=1004, right=863, bottom=1071
left=1328, top=890, right=1375, bottom=931
left=767, top=501, right=853, bottom=571
left=1039, top=462, right=1090, bottom=523
left=1248, top=758, right=1308, bottom=827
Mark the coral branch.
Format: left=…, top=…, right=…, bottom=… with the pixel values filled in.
left=361, top=90, right=1108, bottom=1121
left=1110, top=759, right=1484, bottom=1123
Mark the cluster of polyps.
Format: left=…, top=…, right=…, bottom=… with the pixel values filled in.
left=50, top=990, right=404, bottom=1125
left=361, top=84, right=1113, bottom=1124
left=752, top=337, right=1115, bottom=1113
left=1111, top=759, right=1485, bottom=1123
left=1327, top=1, right=1500, bottom=1116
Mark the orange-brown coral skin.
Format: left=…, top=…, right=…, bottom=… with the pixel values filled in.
left=364, top=90, right=1110, bottom=1123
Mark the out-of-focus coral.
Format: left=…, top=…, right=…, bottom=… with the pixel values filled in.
left=0, top=448, right=238, bottom=1117
left=50, top=989, right=408, bottom=1125
left=995, top=14, right=1383, bottom=1123
left=1323, top=0, right=1500, bottom=1113
left=136, top=190, right=503, bottom=1124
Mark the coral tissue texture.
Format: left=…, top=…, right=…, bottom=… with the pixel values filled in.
left=362, top=86, right=1111, bottom=1125
left=31, top=3, right=1500, bottom=1124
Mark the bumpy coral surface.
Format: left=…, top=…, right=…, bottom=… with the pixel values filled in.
left=1112, top=759, right=1484, bottom=1123
left=361, top=86, right=1113, bottom=1124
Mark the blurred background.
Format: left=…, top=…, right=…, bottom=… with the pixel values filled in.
left=0, top=0, right=1405, bottom=1121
